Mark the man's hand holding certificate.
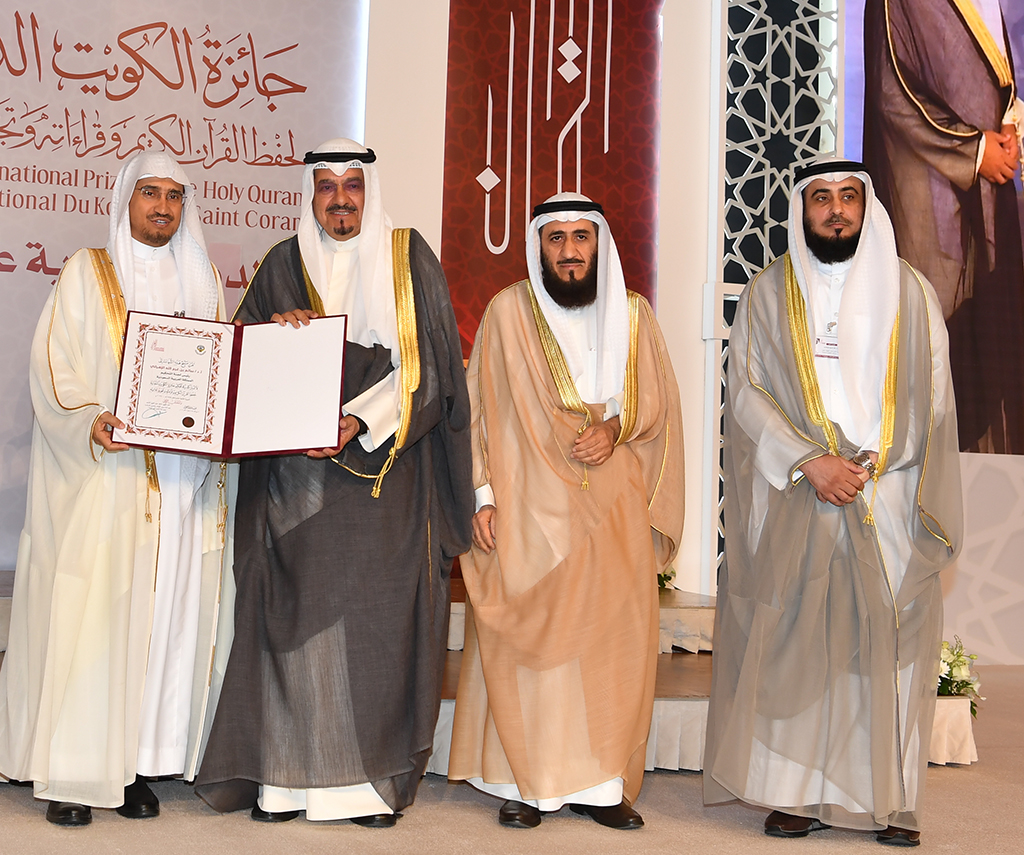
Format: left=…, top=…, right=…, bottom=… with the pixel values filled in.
left=112, top=311, right=348, bottom=457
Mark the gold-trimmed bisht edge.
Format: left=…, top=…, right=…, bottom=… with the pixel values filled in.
left=366, top=228, right=420, bottom=498
left=46, top=260, right=105, bottom=461
left=301, top=255, right=326, bottom=317
left=862, top=303, right=900, bottom=525
left=784, top=253, right=841, bottom=456
left=617, top=291, right=641, bottom=446
left=638, top=296, right=673, bottom=510
left=883, top=0, right=1001, bottom=139
left=949, top=0, right=1014, bottom=88
left=745, top=259, right=827, bottom=452
left=905, top=262, right=954, bottom=549
left=525, top=278, right=592, bottom=489
left=88, top=249, right=161, bottom=507
left=474, top=295, right=500, bottom=489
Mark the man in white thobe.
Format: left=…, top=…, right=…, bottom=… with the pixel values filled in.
left=0, top=153, right=226, bottom=826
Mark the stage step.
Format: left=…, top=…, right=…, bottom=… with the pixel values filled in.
left=430, top=649, right=711, bottom=775
left=448, top=579, right=716, bottom=654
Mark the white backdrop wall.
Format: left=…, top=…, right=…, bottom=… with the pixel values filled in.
left=0, top=0, right=369, bottom=568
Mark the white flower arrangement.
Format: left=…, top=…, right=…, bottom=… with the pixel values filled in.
left=938, top=636, right=984, bottom=718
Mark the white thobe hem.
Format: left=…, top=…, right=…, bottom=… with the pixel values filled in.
left=466, top=776, right=623, bottom=811
left=259, top=783, right=392, bottom=821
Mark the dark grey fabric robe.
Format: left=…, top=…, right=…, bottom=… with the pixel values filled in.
left=863, top=0, right=1024, bottom=453
left=195, top=230, right=473, bottom=813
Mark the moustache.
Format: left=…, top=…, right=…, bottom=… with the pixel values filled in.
left=326, top=204, right=358, bottom=214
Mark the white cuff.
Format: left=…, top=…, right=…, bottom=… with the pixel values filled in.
left=603, top=392, right=623, bottom=420
left=343, top=370, right=402, bottom=452
left=474, top=484, right=495, bottom=512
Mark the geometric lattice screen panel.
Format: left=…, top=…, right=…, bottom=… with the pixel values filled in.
left=723, top=0, right=839, bottom=284
left=714, top=0, right=840, bottom=576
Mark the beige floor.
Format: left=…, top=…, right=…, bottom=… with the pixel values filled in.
left=1, top=665, right=1020, bottom=855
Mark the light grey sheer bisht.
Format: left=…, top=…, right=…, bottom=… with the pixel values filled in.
left=705, top=253, right=963, bottom=831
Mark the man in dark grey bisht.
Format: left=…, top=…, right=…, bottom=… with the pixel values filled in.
left=704, top=157, right=963, bottom=848
left=196, top=138, right=473, bottom=827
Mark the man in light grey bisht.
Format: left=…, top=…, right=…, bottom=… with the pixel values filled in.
left=705, top=157, right=963, bottom=848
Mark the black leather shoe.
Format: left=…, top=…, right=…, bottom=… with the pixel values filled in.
left=116, top=776, right=159, bottom=819
left=876, top=826, right=921, bottom=847
left=45, top=801, right=92, bottom=827
left=250, top=804, right=299, bottom=822
left=570, top=801, right=644, bottom=829
left=350, top=812, right=398, bottom=827
left=498, top=800, right=541, bottom=828
left=764, top=810, right=831, bottom=838
left=6, top=778, right=33, bottom=787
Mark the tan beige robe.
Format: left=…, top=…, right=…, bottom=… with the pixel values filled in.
left=448, top=280, right=683, bottom=806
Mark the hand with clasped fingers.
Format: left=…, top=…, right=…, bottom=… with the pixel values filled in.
left=801, top=451, right=877, bottom=506
left=979, top=126, right=1019, bottom=185
left=571, top=415, right=621, bottom=466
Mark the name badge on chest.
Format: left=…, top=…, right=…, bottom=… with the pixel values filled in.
left=814, top=334, right=839, bottom=359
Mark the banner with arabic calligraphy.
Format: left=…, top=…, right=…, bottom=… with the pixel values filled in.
left=440, top=0, right=661, bottom=355
left=0, top=0, right=367, bottom=567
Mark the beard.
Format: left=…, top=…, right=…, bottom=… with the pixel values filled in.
left=136, top=224, right=174, bottom=247
left=325, top=204, right=359, bottom=239
left=803, top=214, right=861, bottom=264
left=540, top=252, right=598, bottom=309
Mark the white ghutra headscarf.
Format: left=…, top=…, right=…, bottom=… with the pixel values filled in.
left=526, top=192, right=630, bottom=402
left=788, top=156, right=901, bottom=446
left=297, top=137, right=399, bottom=366
left=106, top=152, right=219, bottom=320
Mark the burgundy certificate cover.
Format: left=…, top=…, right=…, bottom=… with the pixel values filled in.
left=112, top=311, right=347, bottom=457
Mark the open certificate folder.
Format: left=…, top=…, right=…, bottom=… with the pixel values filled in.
left=112, top=311, right=348, bottom=456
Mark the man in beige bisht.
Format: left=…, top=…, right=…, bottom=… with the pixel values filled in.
left=449, top=192, right=684, bottom=830
left=0, top=153, right=227, bottom=827
left=705, top=157, right=963, bottom=847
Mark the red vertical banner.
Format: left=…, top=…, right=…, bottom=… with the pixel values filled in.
left=441, top=0, right=662, bottom=355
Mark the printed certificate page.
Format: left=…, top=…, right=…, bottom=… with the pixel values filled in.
left=113, top=313, right=234, bottom=454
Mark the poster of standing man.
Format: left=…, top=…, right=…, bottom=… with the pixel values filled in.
left=860, top=0, right=1024, bottom=454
